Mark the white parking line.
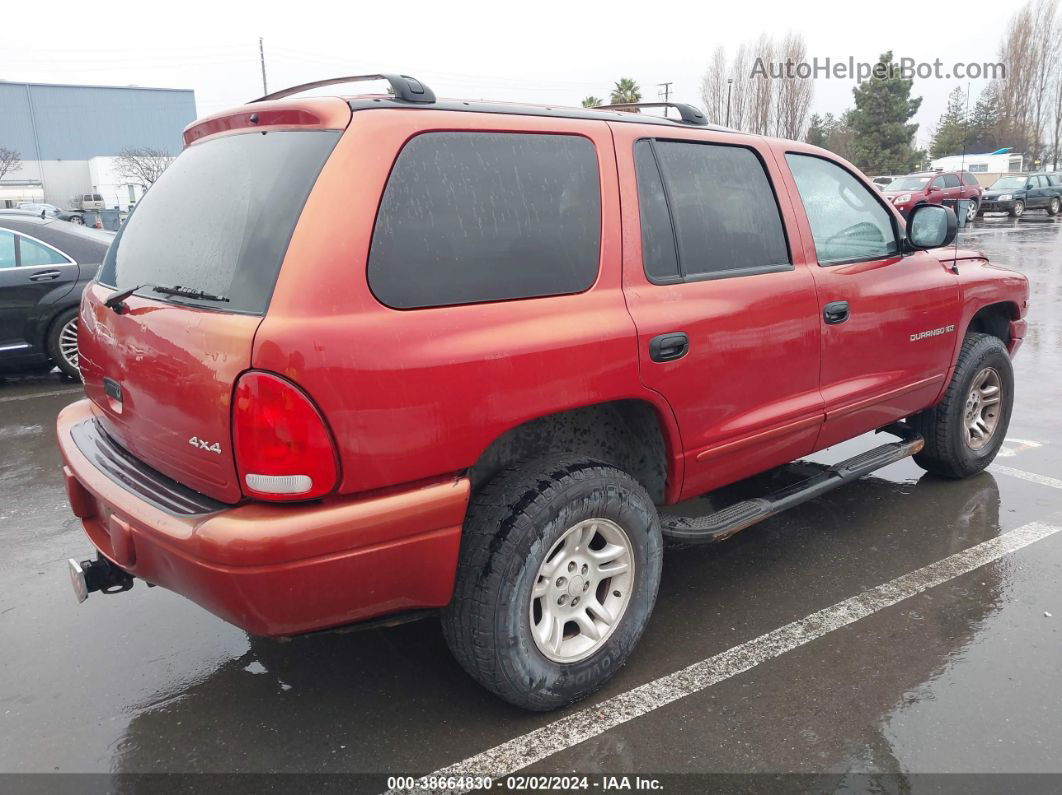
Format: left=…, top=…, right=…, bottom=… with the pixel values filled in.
left=0, top=388, right=82, bottom=404
left=991, top=464, right=1062, bottom=491
left=406, top=517, right=1062, bottom=792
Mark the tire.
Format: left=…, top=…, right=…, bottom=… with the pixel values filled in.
left=46, top=307, right=81, bottom=380
left=442, top=456, right=663, bottom=711
left=1009, top=200, right=1025, bottom=218
left=966, top=201, right=979, bottom=222
left=1048, top=197, right=1060, bottom=216
left=68, top=215, right=84, bottom=225
left=909, top=333, right=1013, bottom=479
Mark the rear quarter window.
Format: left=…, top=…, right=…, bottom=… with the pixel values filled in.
left=367, top=132, right=601, bottom=309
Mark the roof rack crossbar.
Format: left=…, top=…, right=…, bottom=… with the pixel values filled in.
left=595, top=101, right=708, bottom=126
left=251, top=74, right=435, bottom=104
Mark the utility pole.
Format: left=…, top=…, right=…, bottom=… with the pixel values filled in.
left=725, top=78, right=734, bottom=128
left=259, top=37, right=268, bottom=95
left=657, top=82, right=672, bottom=118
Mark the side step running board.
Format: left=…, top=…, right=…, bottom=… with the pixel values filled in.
left=661, top=423, right=924, bottom=545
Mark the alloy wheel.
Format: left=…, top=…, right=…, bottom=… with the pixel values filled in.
left=964, top=366, right=1002, bottom=450
left=529, top=518, right=635, bottom=663
left=59, top=316, right=79, bottom=372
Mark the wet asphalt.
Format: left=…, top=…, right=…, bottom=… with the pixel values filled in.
left=1, top=214, right=1060, bottom=790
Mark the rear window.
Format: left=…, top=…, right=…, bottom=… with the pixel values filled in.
left=98, top=130, right=340, bottom=314
left=367, top=132, right=601, bottom=309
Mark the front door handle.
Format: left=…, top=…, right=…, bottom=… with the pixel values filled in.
left=823, top=301, right=850, bottom=325
left=649, top=332, right=689, bottom=362
left=29, top=270, right=61, bottom=281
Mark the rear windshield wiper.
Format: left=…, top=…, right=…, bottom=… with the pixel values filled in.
left=152, top=285, right=230, bottom=303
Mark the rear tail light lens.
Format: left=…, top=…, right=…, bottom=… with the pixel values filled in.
left=232, top=371, right=339, bottom=501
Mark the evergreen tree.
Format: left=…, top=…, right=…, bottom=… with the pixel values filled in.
left=929, top=86, right=969, bottom=159
left=847, top=51, right=922, bottom=173
left=968, top=83, right=1003, bottom=153
left=806, top=113, right=827, bottom=147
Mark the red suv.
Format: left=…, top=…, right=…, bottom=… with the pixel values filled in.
left=883, top=170, right=984, bottom=222
left=57, top=75, right=1028, bottom=710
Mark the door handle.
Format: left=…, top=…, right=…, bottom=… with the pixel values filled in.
left=823, top=301, right=850, bottom=325
left=649, top=332, right=689, bottom=362
left=29, top=270, right=61, bottom=281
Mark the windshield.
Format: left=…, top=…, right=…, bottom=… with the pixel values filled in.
left=98, top=129, right=340, bottom=314
left=989, top=176, right=1026, bottom=191
left=886, top=176, right=931, bottom=191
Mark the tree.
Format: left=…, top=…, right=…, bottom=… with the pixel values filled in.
left=747, top=34, right=774, bottom=135
left=0, top=147, right=22, bottom=182
left=806, top=114, right=828, bottom=147
left=968, top=82, right=1005, bottom=152
left=609, top=78, right=642, bottom=111
left=929, top=86, right=970, bottom=159
left=581, top=96, right=603, bottom=108
left=773, top=32, right=813, bottom=140
left=847, top=51, right=922, bottom=174
left=699, top=46, right=729, bottom=125
left=997, top=0, right=1059, bottom=164
left=114, top=147, right=174, bottom=188
left=805, top=112, right=856, bottom=161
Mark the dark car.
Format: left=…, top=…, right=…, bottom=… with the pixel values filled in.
left=979, top=173, right=1062, bottom=218
left=0, top=212, right=113, bottom=379
left=882, top=170, right=983, bottom=221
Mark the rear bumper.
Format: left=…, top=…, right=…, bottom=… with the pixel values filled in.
left=57, top=399, right=468, bottom=636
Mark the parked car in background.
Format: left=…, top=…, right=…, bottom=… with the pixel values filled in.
left=882, top=170, right=983, bottom=221
left=18, top=202, right=63, bottom=218
left=980, top=173, right=1061, bottom=218
left=870, top=175, right=897, bottom=191
left=56, top=77, right=1028, bottom=711
left=79, top=194, right=106, bottom=211
left=0, top=212, right=113, bottom=379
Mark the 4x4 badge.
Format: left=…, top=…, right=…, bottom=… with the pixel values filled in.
left=188, top=436, right=222, bottom=454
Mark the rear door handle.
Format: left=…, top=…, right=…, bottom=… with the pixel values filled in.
left=29, top=270, right=61, bottom=281
left=649, top=332, right=689, bottom=362
left=823, top=301, right=850, bottom=325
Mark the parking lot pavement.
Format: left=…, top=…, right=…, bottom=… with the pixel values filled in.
left=1, top=215, right=1060, bottom=788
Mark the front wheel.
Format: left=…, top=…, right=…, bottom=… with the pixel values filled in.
left=442, top=456, right=662, bottom=710
left=1010, top=200, right=1025, bottom=218
left=909, top=333, right=1013, bottom=478
left=68, top=215, right=84, bottom=225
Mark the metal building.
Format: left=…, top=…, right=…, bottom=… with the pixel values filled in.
left=0, top=81, right=196, bottom=210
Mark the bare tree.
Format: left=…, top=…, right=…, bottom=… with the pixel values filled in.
left=997, top=0, right=1059, bottom=164
left=0, top=147, right=22, bottom=182
left=748, top=34, right=775, bottom=135
left=729, top=43, right=751, bottom=131
left=114, top=147, right=174, bottom=188
left=1028, top=0, right=1058, bottom=165
left=773, top=32, right=813, bottom=139
left=699, top=46, right=729, bottom=125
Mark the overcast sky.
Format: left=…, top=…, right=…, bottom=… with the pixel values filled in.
left=3, top=0, right=1014, bottom=148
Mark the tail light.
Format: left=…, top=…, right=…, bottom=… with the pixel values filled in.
left=232, top=371, right=339, bottom=501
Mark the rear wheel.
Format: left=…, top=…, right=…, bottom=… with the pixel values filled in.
left=1009, top=200, right=1025, bottom=218
left=1048, top=197, right=1060, bottom=216
left=966, top=200, right=979, bottom=221
left=47, top=308, right=81, bottom=380
left=68, top=215, right=84, bottom=225
left=909, top=333, right=1013, bottom=478
left=442, top=456, right=662, bottom=710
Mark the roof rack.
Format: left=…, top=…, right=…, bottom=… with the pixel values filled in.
left=594, top=102, right=708, bottom=126
left=251, top=74, right=435, bottom=104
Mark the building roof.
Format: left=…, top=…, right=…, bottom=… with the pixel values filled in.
left=0, top=81, right=196, bottom=162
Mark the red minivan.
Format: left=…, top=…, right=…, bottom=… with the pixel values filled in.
left=58, top=75, right=1027, bottom=710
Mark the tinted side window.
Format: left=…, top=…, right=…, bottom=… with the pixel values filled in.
left=645, top=140, right=789, bottom=280
left=942, top=174, right=961, bottom=188
left=931, top=176, right=946, bottom=189
left=18, top=236, right=69, bottom=266
left=961, top=172, right=980, bottom=185
left=368, top=132, right=601, bottom=309
left=633, top=140, right=679, bottom=282
left=786, top=153, right=898, bottom=265
left=0, top=230, right=15, bottom=269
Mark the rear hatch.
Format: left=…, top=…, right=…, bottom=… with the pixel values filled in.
left=79, top=118, right=343, bottom=503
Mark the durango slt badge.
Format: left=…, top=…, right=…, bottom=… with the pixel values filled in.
left=910, top=324, right=956, bottom=342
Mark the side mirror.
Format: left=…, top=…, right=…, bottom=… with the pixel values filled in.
left=1026, top=182, right=1035, bottom=190
left=906, top=203, right=956, bottom=250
